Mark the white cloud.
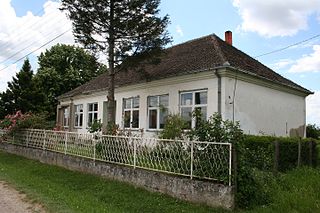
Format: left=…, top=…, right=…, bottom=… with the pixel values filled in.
left=289, top=45, right=320, bottom=73
left=0, top=63, right=18, bottom=92
left=307, top=91, right=320, bottom=126
left=0, top=0, right=74, bottom=92
left=271, top=58, right=295, bottom=70
left=175, top=25, right=184, bottom=37
left=233, top=0, right=320, bottom=37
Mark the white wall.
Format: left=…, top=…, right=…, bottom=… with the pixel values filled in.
left=60, top=72, right=218, bottom=136
left=222, top=77, right=306, bottom=137
left=59, top=71, right=307, bottom=138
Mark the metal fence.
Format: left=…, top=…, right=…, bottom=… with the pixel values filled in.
left=2, top=129, right=232, bottom=185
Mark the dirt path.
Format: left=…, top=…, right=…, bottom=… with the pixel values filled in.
left=0, top=181, right=45, bottom=213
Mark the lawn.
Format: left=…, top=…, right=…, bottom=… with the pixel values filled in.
left=0, top=150, right=227, bottom=213
left=1, top=150, right=320, bottom=213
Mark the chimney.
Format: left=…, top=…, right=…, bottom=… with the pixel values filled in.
left=225, top=31, right=232, bottom=45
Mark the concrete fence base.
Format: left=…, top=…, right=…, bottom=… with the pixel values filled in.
left=0, top=142, right=234, bottom=209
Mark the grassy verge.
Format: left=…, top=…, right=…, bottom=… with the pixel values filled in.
left=1, top=149, right=320, bottom=213
left=245, top=167, right=320, bottom=213
left=0, top=150, right=226, bottom=213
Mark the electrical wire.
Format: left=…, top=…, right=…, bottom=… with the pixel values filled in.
left=0, top=28, right=71, bottom=72
left=0, top=0, right=62, bottom=50
left=254, top=33, right=320, bottom=58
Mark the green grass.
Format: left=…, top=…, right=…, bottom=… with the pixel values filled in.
left=1, top=150, right=320, bottom=213
left=245, top=167, right=320, bottom=213
left=0, top=150, right=227, bottom=213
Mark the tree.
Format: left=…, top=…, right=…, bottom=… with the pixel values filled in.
left=0, top=59, right=45, bottom=118
left=35, top=44, right=101, bottom=119
left=61, top=0, right=171, bottom=127
left=306, top=124, right=320, bottom=139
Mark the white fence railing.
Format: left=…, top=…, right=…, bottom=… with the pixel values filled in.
left=1, top=129, right=232, bottom=185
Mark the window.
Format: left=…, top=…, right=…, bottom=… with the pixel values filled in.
left=148, top=94, right=169, bottom=130
left=63, top=107, right=69, bottom=127
left=74, top=104, right=83, bottom=128
left=123, top=97, right=139, bottom=128
left=180, top=90, right=207, bottom=128
left=87, top=103, right=98, bottom=126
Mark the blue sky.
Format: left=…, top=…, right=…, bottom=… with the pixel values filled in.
left=1, top=0, right=320, bottom=125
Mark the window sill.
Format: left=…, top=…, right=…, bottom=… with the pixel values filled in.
left=146, top=129, right=162, bottom=132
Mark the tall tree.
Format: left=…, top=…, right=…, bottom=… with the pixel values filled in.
left=0, top=59, right=45, bottom=117
left=61, top=0, right=171, bottom=126
left=35, top=44, right=101, bottom=119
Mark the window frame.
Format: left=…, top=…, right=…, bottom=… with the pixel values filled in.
left=87, top=102, right=98, bottom=127
left=147, top=94, right=169, bottom=130
left=63, top=107, right=69, bottom=128
left=180, top=89, right=208, bottom=129
left=74, top=104, right=84, bottom=128
left=123, top=97, right=140, bottom=129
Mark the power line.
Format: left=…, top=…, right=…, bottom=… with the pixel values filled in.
left=0, top=0, right=62, bottom=50
left=0, top=15, right=72, bottom=64
left=254, top=33, right=320, bottom=58
left=0, top=28, right=71, bottom=72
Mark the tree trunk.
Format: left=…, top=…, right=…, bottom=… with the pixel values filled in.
left=105, top=0, right=116, bottom=132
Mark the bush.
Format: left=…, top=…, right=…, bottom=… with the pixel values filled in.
left=0, top=111, right=54, bottom=134
left=158, top=114, right=187, bottom=139
left=236, top=135, right=319, bottom=208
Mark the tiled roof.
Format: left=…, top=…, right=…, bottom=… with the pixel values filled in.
left=58, top=34, right=312, bottom=99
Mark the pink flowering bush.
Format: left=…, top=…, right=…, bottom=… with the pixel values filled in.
left=0, top=111, right=55, bottom=134
left=0, top=111, right=31, bottom=133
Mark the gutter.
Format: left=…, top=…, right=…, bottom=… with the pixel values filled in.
left=214, top=69, right=222, bottom=115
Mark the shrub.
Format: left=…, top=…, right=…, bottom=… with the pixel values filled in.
left=0, top=111, right=54, bottom=134
left=158, top=114, right=187, bottom=139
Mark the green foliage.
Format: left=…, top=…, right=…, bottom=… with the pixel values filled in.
left=236, top=135, right=319, bottom=209
left=88, top=120, right=103, bottom=134
left=0, top=111, right=54, bottom=135
left=158, top=114, right=187, bottom=139
left=306, top=124, right=320, bottom=139
left=0, top=59, right=45, bottom=118
left=61, top=0, right=172, bottom=125
left=35, top=44, right=101, bottom=119
left=189, top=112, right=244, bottom=143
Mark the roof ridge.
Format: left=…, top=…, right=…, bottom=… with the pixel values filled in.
left=166, top=33, right=216, bottom=50
left=210, top=35, right=230, bottom=66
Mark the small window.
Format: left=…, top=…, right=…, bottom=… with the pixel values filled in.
left=123, top=97, right=140, bottom=129
left=180, top=90, right=207, bottom=128
left=74, top=104, right=83, bottom=128
left=148, top=94, right=169, bottom=130
left=63, top=107, right=69, bottom=127
left=88, top=103, right=98, bottom=126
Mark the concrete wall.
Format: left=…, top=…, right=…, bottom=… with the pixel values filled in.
left=222, top=77, right=306, bottom=137
left=0, top=143, right=234, bottom=209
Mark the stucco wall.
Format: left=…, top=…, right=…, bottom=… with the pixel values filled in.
left=222, top=77, right=306, bottom=137
left=60, top=71, right=218, bottom=137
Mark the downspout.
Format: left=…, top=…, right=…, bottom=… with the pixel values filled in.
left=214, top=70, right=222, bottom=115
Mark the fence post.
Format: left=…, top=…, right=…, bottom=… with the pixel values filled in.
left=232, top=144, right=237, bottom=194
left=93, top=134, right=96, bottom=166
left=297, top=138, right=301, bottom=167
left=190, top=141, right=194, bottom=180
left=133, top=138, right=137, bottom=169
left=309, top=140, right=313, bottom=167
left=273, top=141, right=279, bottom=175
left=65, top=132, right=68, bottom=155
left=43, top=130, right=46, bottom=150
left=26, top=131, right=30, bottom=147
left=228, top=144, right=232, bottom=187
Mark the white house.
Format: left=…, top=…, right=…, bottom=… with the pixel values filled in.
left=56, top=31, right=312, bottom=137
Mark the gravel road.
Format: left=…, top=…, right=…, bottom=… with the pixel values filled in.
left=0, top=181, right=45, bottom=213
